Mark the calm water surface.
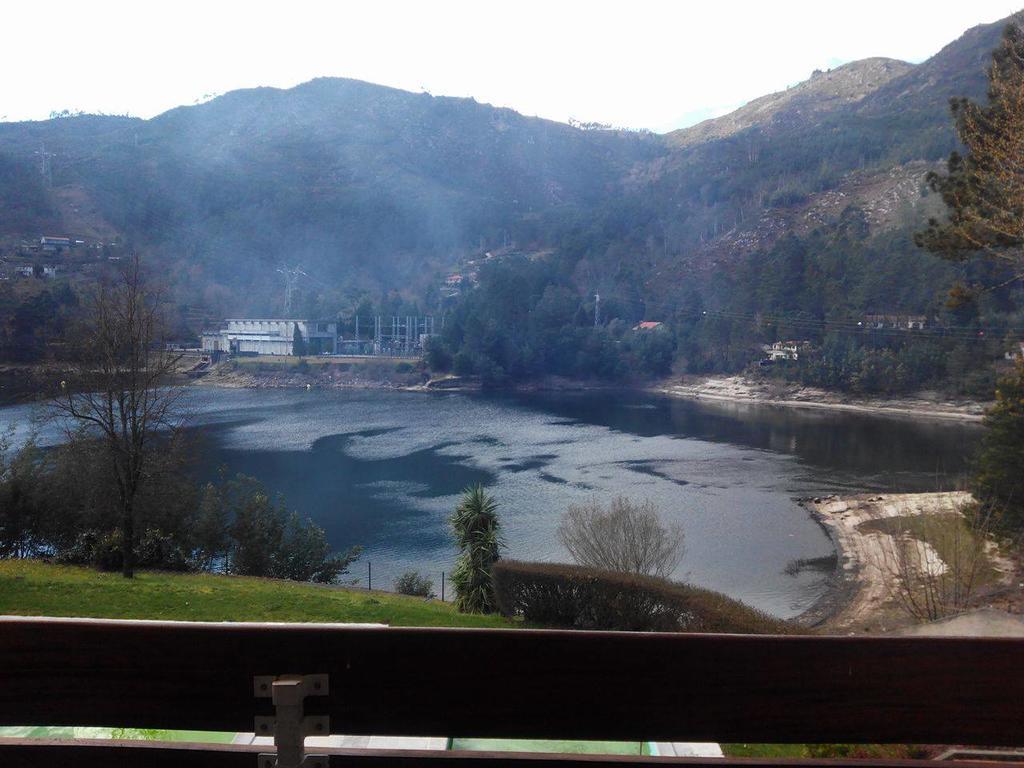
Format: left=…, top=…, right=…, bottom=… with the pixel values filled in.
left=0, top=388, right=981, bottom=618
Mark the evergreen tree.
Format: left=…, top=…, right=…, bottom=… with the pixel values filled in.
left=972, top=363, right=1024, bottom=531
left=916, top=23, right=1024, bottom=285
left=292, top=325, right=307, bottom=356
left=450, top=485, right=502, bottom=613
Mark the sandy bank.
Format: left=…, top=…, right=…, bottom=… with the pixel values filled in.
left=654, top=375, right=989, bottom=423
left=801, top=492, right=1015, bottom=633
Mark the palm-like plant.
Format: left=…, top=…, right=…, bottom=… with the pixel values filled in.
left=450, top=485, right=502, bottom=613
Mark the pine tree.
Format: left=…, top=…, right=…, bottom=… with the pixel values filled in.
left=972, top=362, right=1024, bottom=531
left=916, top=22, right=1024, bottom=285
left=292, top=324, right=307, bottom=356
left=450, top=485, right=502, bottom=613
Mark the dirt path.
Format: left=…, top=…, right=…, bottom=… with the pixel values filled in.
left=654, top=375, right=989, bottom=423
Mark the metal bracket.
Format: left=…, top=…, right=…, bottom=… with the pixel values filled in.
left=254, top=674, right=330, bottom=768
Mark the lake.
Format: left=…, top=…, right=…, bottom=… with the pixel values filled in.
left=0, top=387, right=981, bottom=618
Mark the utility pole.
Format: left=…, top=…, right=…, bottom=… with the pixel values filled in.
left=594, top=292, right=601, bottom=327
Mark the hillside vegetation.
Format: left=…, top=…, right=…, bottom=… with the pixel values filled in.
left=1, top=13, right=1022, bottom=395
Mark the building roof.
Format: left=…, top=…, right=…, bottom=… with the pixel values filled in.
left=633, top=321, right=663, bottom=330
left=223, top=318, right=334, bottom=323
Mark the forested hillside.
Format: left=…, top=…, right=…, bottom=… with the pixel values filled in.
left=0, top=81, right=660, bottom=315
left=2, top=12, right=1023, bottom=394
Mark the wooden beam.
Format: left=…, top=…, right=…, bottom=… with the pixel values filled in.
left=1, top=741, right=1022, bottom=768
left=0, top=617, right=1022, bottom=744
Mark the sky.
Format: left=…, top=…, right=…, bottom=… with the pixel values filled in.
left=2, top=1, right=1022, bottom=132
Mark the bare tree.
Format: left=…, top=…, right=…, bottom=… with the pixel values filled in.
left=874, top=502, right=995, bottom=623
left=557, top=496, right=684, bottom=579
left=52, top=255, right=186, bottom=578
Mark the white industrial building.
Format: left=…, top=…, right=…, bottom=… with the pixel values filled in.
left=201, top=319, right=337, bottom=356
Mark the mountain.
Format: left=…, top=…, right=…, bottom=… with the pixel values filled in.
left=668, top=57, right=914, bottom=149
left=622, top=12, right=1018, bottom=304
left=0, top=80, right=661, bottom=312
left=0, top=11, right=1020, bottom=353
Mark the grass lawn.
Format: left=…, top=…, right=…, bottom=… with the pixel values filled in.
left=0, top=560, right=511, bottom=628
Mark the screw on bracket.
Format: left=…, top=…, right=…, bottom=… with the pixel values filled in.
left=254, top=674, right=330, bottom=768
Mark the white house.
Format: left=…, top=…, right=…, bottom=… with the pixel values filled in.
left=201, top=319, right=337, bottom=356
left=763, top=340, right=809, bottom=362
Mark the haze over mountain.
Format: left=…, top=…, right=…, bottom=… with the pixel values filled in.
left=0, top=10, right=1019, bottom=327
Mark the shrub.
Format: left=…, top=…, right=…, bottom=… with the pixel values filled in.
left=395, top=362, right=413, bottom=374
left=558, top=496, right=684, bottom=578
left=56, top=530, right=104, bottom=567
left=92, top=530, right=125, bottom=571
left=492, top=560, right=794, bottom=634
left=424, top=338, right=453, bottom=372
left=137, top=529, right=190, bottom=571
left=452, top=351, right=475, bottom=376
left=394, top=570, right=435, bottom=598
left=59, top=528, right=190, bottom=572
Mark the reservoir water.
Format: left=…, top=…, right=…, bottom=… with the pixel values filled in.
left=0, top=388, right=981, bottom=618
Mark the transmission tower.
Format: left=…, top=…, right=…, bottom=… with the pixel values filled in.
left=34, top=143, right=54, bottom=188
left=594, top=292, right=601, bottom=327
left=276, top=266, right=307, bottom=316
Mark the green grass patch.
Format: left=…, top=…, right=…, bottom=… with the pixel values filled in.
left=722, top=744, right=809, bottom=758
left=723, top=745, right=929, bottom=759
left=0, top=726, right=235, bottom=743
left=0, top=560, right=511, bottom=628
left=452, top=739, right=647, bottom=755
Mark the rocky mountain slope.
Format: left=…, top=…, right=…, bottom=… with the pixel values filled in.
left=669, top=57, right=914, bottom=149
left=0, top=11, right=1020, bottom=322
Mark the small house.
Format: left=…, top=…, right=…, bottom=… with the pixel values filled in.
left=863, top=314, right=927, bottom=331
left=40, top=236, right=71, bottom=253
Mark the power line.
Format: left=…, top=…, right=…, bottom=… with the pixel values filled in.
left=593, top=290, right=1024, bottom=343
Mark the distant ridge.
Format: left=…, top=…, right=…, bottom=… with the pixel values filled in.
left=668, top=57, right=914, bottom=148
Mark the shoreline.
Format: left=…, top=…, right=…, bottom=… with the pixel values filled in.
left=797, top=491, right=1015, bottom=633
left=3, top=362, right=992, bottom=424
left=198, top=365, right=990, bottom=423
left=653, top=375, right=989, bottom=423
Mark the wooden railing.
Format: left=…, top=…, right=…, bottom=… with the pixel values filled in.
left=0, top=616, right=1022, bottom=766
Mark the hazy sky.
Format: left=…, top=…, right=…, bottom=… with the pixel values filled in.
left=3, top=1, right=1022, bottom=131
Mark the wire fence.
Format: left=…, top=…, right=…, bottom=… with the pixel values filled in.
left=351, top=561, right=450, bottom=602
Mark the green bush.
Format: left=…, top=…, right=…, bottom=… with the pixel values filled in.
left=137, top=529, right=190, bottom=572
left=394, top=570, right=435, bottom=598
left=492, top=560, right=794, bottom=634
left=58, top=528, right=190, bottom=572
